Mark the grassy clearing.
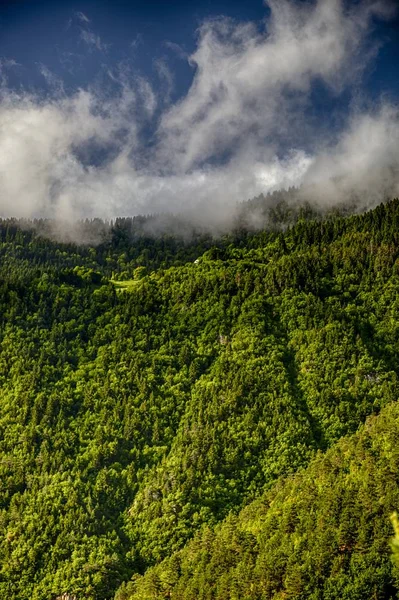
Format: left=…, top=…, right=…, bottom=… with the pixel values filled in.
left=111, top=279, right=140, bottom=291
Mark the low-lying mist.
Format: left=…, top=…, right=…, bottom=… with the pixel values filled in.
left=5, top=184, right=394, bottom=248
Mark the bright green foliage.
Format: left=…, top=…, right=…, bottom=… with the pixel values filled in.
left=121, top=400, right=399, bottom=600
left=0, top=199, right=399, bottom=598
left=111, top=279, right=141, bottom=292
left=391, top=513, right=399, bottom=570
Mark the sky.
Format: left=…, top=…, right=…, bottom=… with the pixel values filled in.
left=0, top=0, right=398, bottom=228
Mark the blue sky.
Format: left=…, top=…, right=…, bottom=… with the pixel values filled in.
left=1, top=0, right=398, bottom=105
left=0, top=0, right=398, bottom=225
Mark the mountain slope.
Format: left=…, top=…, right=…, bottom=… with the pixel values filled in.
left=118, top=399, right=399, bottom=600
left=0, top=200, right=399, bottom=598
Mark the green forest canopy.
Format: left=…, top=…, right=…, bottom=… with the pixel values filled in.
left=1, top=198, right=399, bottom=598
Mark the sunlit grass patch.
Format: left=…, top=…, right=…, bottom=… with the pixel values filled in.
left=111, top=279, right=139, bottom=291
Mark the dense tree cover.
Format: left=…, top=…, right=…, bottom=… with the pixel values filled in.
left=0, top=215, right=217, bottom=277
left=118, top=400, right=399, bottom=600
left=0, top=198, right=399, bottom=598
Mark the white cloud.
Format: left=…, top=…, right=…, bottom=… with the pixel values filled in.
left=163, top=41, right=188, bottom=61
left=75, top=11, right=91, bottom=24
left=130, top=33, right=143, bottom=52
left=303, top=104, right=399, bottom=207
left=80, top=29, right=109, bottom=53
left=154, top=58, right=174, bottom=103
left=0, top=88, right=139, bottom=219
left=0, top=0, right=397, bottom=228
left=74, top=11, right=109, bottom=53
left=0, top=58, right=21, bottom=86
left=38, top=64, right=65, bottom=94
left=156, top=0, right=389, bottom=172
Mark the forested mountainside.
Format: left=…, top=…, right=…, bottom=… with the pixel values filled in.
left=1, top=198, right=399, bottom=599
left=118, top=400, right=399, bottom=600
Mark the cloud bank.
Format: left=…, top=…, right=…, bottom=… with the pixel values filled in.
left=0, top=0, right=398, bottom=230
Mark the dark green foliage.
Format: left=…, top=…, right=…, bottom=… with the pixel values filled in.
left=1, top=199, right=399, bottom=598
